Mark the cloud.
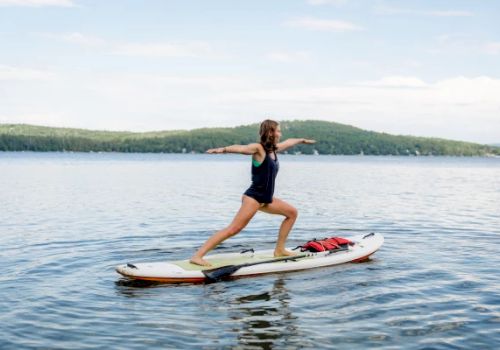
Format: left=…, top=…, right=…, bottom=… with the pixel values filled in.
left=53, top=32, right=105, bottom=46
left=375, top=5, right=473, bottom=17
left=226, top=76, right=499, bottom=109
left=0, top=65, right=55, bottom=80
left=36, top=32, right=218, bottom=58
left=0, top=0, right=75, bottom=7
left=266, top=51, right=311, bottom=63
left=484, top=42, right=500, bottom=55
left=111, top=42, right=215, bottom=58
left=431, top=35, right=500, bottom=56
left=81, top=73, right=500, bottom=141
left=2, top=70, right=499, bottom=142
left=435, top=34, right=463, bottom=45
left=285, top=17, right=363, bottom=32
left=424, top=10, right=473, bottom=17
left=218, top=75, right=500, bottom=142
left=0, top=113, right=67, bottom=127
left=306, top=0, right=348, bottom=6
left=357, top=76, right=428, bottom=89
left=36, top=32, right=106, bottom=47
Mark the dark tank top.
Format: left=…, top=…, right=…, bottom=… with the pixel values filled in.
left=244, top=151, right=279, bottom=204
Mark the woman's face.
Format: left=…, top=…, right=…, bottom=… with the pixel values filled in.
left=274, top=125, right=282, bottom=142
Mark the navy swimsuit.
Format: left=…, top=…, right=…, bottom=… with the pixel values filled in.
left=244, top=151, right=279, bottom=204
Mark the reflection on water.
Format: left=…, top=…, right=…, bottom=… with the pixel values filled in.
left=114, top=276, right=299, bottom=349
left=115, top=279, right=161, bottom=295
left=228, top=277, right=297, bottom=350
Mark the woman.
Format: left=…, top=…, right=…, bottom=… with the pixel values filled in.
left=190, top=120, right=316, bottom=266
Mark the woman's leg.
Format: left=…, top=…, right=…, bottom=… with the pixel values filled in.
left=190, top=195, right=261, bottom=266
left=259, top=197, right=298, bottom=257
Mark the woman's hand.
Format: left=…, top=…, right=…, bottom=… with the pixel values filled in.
left=303, top=139, right=316, bottom=144
left=206, top=147, right=226, bottom=154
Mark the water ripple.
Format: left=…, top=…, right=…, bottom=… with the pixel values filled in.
left=1, top=154, right=499, bottom=349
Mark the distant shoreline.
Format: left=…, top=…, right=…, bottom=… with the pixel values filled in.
left=1, top=121, right=499, bottom=156
left=1, top=151, right=498, bottom=159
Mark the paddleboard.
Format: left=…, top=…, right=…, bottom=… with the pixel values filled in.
left=116, top=232, right=383, bottom=283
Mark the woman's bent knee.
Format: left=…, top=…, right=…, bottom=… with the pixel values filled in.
left=287, top=207, right=298, bottom=220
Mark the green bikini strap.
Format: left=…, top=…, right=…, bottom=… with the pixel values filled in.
left=252, top=158, right=262, bottom=167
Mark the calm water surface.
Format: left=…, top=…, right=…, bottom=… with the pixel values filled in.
left=1, top=152, right=499, bottom=349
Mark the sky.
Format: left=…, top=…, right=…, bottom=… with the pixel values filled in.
left=0, top=0, right=499, bottom=144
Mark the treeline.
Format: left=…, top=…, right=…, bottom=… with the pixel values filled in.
left=0, top=120, right=498, bottom=156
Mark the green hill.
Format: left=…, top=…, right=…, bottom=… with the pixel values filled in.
left=0, top=120, right=498, bottom=156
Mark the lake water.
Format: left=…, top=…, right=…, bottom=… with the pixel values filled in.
left=1, top=152, right=499, bottom=349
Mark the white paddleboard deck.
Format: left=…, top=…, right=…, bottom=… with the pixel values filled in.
left=116, top=233, right=384, bottom=283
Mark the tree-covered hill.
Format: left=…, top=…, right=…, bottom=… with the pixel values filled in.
left=0, top=120, right=498, bottom=156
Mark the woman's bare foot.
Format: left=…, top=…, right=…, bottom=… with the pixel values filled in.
left=189, top=256, right=212, bottom=267
left=274, top=249, right=298, bottom=257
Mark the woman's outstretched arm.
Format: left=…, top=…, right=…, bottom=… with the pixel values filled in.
left=277, top=138, right=315, bottom=153
left=206, top=143, right=262, bottom=155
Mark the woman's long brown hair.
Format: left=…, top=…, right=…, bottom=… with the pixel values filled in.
left=259, top=119, right=279, bottom=153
